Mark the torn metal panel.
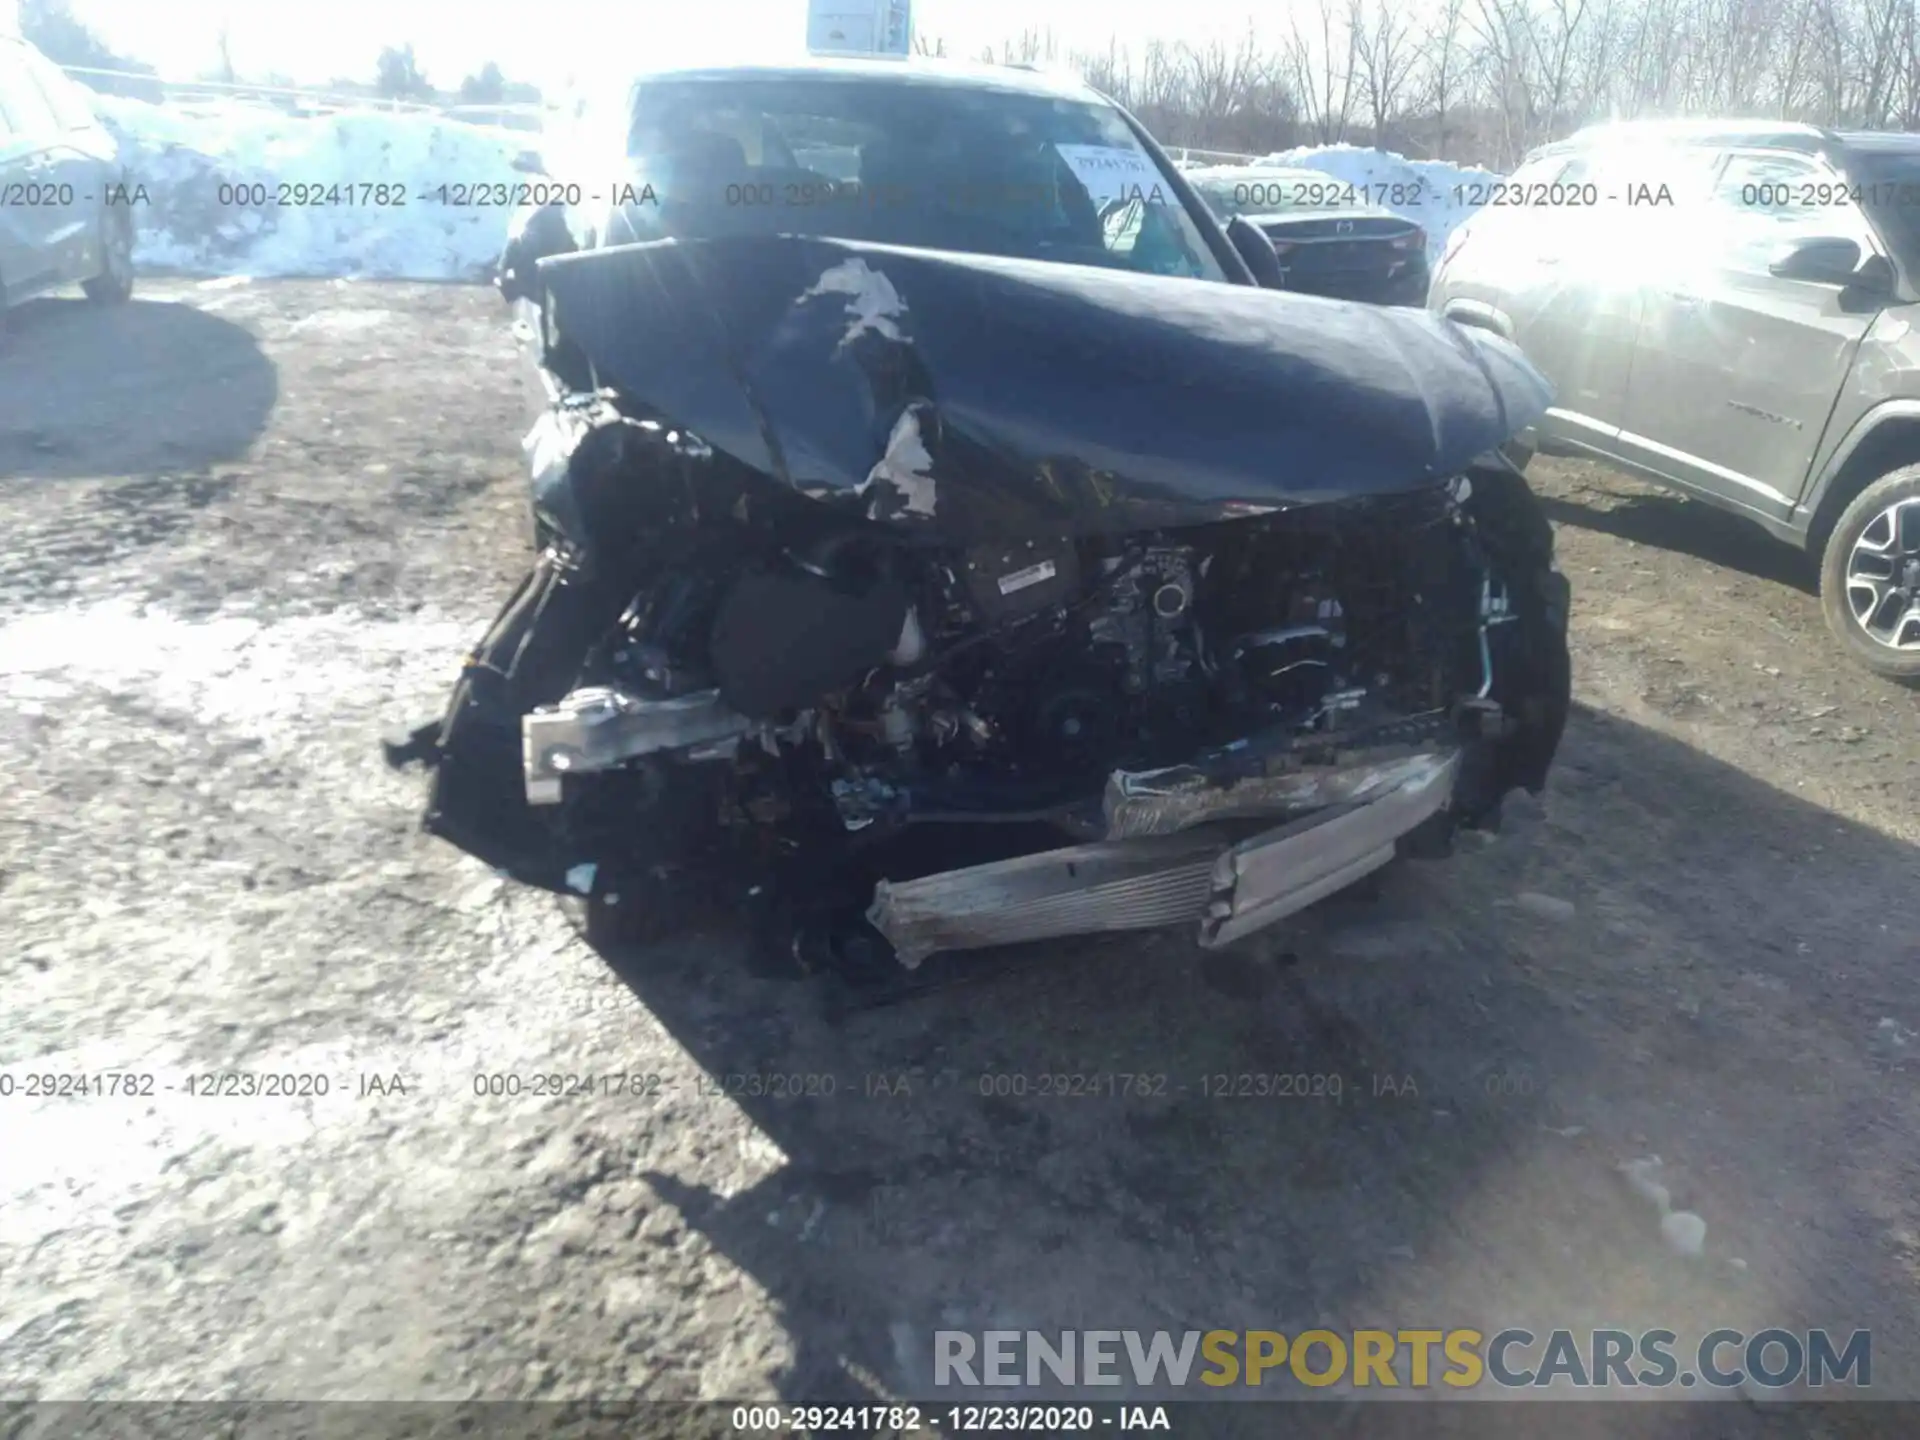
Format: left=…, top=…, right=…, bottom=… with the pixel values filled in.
left=799, top=255, right=909, bottom=348
left=535, top=234, right=1554, bottom=543
left=856, top=405, right=939, bottom=521
left=867, top=830, right=1224, bottom=968
left=866, top=751, right=1461, bottom=966
left=1201, top=750, right=1460, bottom=948
left=522, top=687, right=752, bottom=804
left=1103, top=747, right=1459, bottom=839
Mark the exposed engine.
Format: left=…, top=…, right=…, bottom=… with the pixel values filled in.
left=519, top=482, right=1491, bottom=861
left=418, top=232, right=1571, bottom=975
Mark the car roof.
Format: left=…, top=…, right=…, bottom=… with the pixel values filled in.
left=1535, top=120, right=1920, bottom=170
left=1833, top=129, right=1920, bottom=153
left=628, top=55, right=1102, bottom=104
left=1563, top=117, right=1836, bottom=149
left=1185, top=165, right=1340, bottom=185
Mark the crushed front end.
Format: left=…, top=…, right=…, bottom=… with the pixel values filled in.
left=403, top=235, right=1569, bottom=973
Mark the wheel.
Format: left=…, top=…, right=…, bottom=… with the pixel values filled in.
left=1820, top=464, right=1920, bottom=682
left=81, top=208, right=135, bottom=304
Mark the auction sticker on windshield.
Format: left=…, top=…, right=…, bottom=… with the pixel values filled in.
left=1053, top=144, right=1169, bottom=207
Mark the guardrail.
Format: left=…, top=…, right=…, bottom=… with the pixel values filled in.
left=1165, top=147, right=1263, bottom=167
left=58, top=64, right=446, bottom=114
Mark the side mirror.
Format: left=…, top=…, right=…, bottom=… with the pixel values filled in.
left=496, top=201, right=574, bottom=305
left=1767, top=235, right=1863, bottom=284
left=1226, top=215, right=1287, bottom=289
left=511, top=149, right=547, bottom=177
left=1851, top=252, right=1897, bottom=295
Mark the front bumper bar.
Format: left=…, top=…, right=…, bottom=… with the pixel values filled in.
left=867, top=750, right=1459, bottom=966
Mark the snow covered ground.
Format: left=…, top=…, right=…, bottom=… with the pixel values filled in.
left=93, top=91, right=1503, bottom=281
left=95, top=94, right=527, bottom=281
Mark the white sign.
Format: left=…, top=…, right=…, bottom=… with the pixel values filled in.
left=1052, top=144, right=1171, bottom=207
left=807, top=0, right=911, bottom=55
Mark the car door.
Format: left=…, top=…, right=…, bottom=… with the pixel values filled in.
left=1505, top=146, right=1653, bottom=445
left=16, top=43, right=111, bottom=281
left=1434, top=147, right=1645, bottom=450
left=1430, top=150, right=1572, bottom=334
left=1615, top=149, right=1880, bottom=521
left=1520, top=143, right=1729, bottom=450
left=0, top=39, right=61, bottom=293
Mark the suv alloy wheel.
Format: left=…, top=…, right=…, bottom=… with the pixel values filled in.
left=1821, top=464, right=1920, bottom=682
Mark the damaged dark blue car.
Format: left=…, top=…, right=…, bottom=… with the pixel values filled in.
left=396, top=58, right=1571, bottom=980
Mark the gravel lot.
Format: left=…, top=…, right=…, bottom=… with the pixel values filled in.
left=2, top=280, right=1917, bottom=1435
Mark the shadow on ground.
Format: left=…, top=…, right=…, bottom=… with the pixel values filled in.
left=1536, top=487, right=1814, bottom=596
left=0, top=297, right=276, bottom=480
left=576, top=705, right=1920, bottom=1437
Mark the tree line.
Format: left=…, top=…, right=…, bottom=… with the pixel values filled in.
left=23, top=0, right=1920, bottom=170
left=19, top=1, right=535, bottom=110
left=943, top=0, right=1920, bottom=167
left=372, top=46, right=539, bottom=106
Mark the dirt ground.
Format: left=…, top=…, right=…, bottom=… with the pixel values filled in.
left=1, top=279, right=1917, bottom=1436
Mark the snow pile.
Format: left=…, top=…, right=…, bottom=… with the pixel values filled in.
left=1254, top=143, right=1505, bottom=261
left=94, top=94, right=525, bottom=280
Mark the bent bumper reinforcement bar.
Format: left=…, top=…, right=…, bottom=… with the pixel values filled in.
left=867, top=750, right=1461, bottom=966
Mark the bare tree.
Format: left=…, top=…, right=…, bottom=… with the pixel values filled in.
left=214, top=18, right=236, bottom=84
left=1415, top=0, right=1470, bottom=157
left=1897, top=0, right=1920, bottom=125
left=1857, top=0, right=1909, bottom=125
left=1352, top=0, right=1416, bottom=148
left=1567, top=0, right=1623, bottom=122
left=1619, top=0, right=1685, bottom=116
left=1287, top=0, right=1361, bottom=143
left=1006, top=0, right=1920, bottom=178
left=1807, top=0, right=1854, bottom=122
left=1468, top=0, right=1539, bottom=162
left=981, top=27, right=1058, bottom=65
left=1531, top=0, right=1591, bottom=137
left=1075, top=38, right=1132, bottom=101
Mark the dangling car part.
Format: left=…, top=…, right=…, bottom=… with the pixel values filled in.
left=407, top=232, right=1569, bottom=971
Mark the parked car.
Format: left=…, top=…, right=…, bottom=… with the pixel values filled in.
left=399, top=56, right=1572, bottom=982
left=1185, top=164, right=1430, bottom=305
left=0, top=34, right=136, bottom=331
left=442, top=102, right=547, bottom=175
left=1431, top=118, right=1920, bottom=680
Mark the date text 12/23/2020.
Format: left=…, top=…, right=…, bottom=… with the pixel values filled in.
left=727, top=1403, right=1175, bottom=1434
left=0, top=1068, right=1455, bottom=1103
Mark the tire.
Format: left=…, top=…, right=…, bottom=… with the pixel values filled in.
left=81, top=208, right=135, bottom=304
left=1819, top=463, right=1920, bottom=682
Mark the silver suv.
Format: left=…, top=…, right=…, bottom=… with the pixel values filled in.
left=1430, top=119, right=1920, bottom=680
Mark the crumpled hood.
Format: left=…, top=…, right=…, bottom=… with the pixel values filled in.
left=537, top=234, right=1552, bottom=542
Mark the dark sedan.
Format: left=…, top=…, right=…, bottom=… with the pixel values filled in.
left=1187, top=164, right=1429, bottom=306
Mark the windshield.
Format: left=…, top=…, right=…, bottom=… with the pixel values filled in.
left=610, top=76, right=1231, bottom=282
left=1189, top=170, right=1367, bottom=219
